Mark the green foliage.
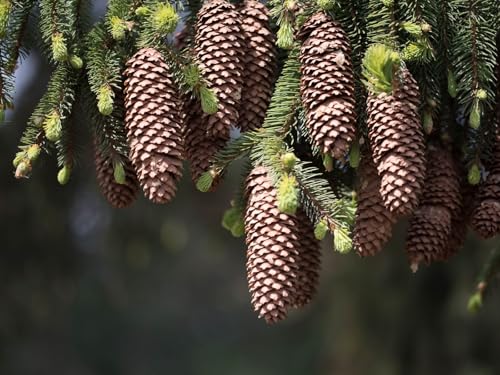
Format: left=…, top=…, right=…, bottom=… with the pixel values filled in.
left=137, top=1, right=181, bottom=48
left=362, top=43, right=400, bottom=93
left=277, top=174, right=299, bottom=215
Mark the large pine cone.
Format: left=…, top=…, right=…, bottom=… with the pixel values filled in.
left=123, top=48, right=184, bottom=204
left=94, top=146, right=138, bottom=209
left=298, top=12, right=356, bottom=161
left=366, top=68, right=426, bottom=216
left=237, top=0, right=277, bottom=132
left=353, top=158, right=396, bottom=257
left=244, top=166, right=320, bottom=323
left=194, top=0, right=245, bottom=138
left=406, top=206, right=452, bottom=271
left=406, top=147, right=462, bottom=268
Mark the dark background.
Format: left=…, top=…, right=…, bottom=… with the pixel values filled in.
left=1, top=3, right=500, bottom=374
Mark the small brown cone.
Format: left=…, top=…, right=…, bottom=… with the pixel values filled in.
left=123, top=48, right=184, bottom=204
left=194, top=0, right=245, bottom=138
left=366, top=68, right=426, bottom=216
left=406, top=147, right=463, bottom=268
left=183, top=100, right=227, bottom=188
left=94, top=146, right=139, bottom=209
left=353, top=157, right=396, bottom=257
left=298, top=12, right=356, bottom=161
left=470, top=158, right=500, bottom=239
left=406, top=206, right=452, bottom=272
left=293, top=210, right=321, bottom=308
left=238, top=0, right=277, bottom=132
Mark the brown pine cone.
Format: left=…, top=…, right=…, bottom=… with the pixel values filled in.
left=183, top=100, right=227, bottom=188
left=298, top=12, right=356, bottom=161
left=293, top=210, right=321, bottom=308
left=366, top=68, right=426, bottom=216
left=421, top=147, right=462, bottom=215
left=237, top=0, right=277, bottom=132
left=123, top=48, right=184, bottom=204
left=194, top=0, right=245, bottom=138
left=406, top=206, right=452, bottom=272
left=353, top=157, right=396, bottom=257
left=244, top=166, right=301, bottom=323
left=94, top=146, right=138, bottom=209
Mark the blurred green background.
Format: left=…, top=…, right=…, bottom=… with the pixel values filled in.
left=1, top=5, right=500, bottom=374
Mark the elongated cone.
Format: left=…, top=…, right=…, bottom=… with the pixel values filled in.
left=238, top=0, right=277, bottom=132
left=353, top=157, right=396, bottom=257
left=183, top=99, right=227, bottom=188
left=245, top=167, right=321, bottom=322
left=298, top=12, right=356, bottom=161
left=194, top=0, right=245, bottom=138
left=124, top=48, right=184, bottom=204
left=470, top=134, right=500, bottom=239
left=406, top=147, right=462, bottom=269
left=293, top=210, right=321, bottom=308
left=94, top=146, right=139, bottom=208
left=366, top=68, right=426, bottom=216
left=245, top=166, right=300, bottom=323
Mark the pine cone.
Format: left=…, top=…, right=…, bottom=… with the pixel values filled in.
left=421, top=147, right=462, bottom=215
left=94, top=146, right=139, bottom=208
left=123, top=48, right=184, bottom=204
left=298, top=12, right=356, bottom=161
left=293, top=210, right=321, bottom=308
left=366, top=68, right=426, bottom=216
left=194, top=0, right=245, bottom=138
left=406, top=147, right=463, bottom=268
left=237, top=0, right=277, bottom=132
left=471, top=131, right=500, bottom=239
left=245, top=166, right=300, bottom=323
left=353, top=158, right=396, bottom=257
left=406, top=206, right=452, bottom=271
left=183, top=100, right=227, bottom=187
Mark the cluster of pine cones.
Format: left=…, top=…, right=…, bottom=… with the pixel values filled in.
left=92, top=3, right=500, bottom=324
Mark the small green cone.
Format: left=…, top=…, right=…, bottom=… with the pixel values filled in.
left=277, top=174, right=299, bottom=215
left=113, top=162, right=126, bottom=184
left=468, top=163, right=481, bottom=185
left=196, top=170, right=216, bottom=192
left=314, top=219, right=329, bottom=240
left=98, top=85, right=114, bottom=116
left=467, top=292, right=483, bottom=314
left=69, top=55, right=83, bottom=70
left=281, top=152, right=297, bottom=171
left=43, top=111, right=62, bottom=142
left=57, top=164, right=72, bottom=185
left=469, top=102, right=481, bottom=129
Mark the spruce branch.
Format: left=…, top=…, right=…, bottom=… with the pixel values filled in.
left=468, top=247, right=500, bottom=313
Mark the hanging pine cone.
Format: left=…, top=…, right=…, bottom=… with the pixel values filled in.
left=237, top=0, right=277, bottom=132
left=406, top=206, right=452, bottom=271
left=406, top=147, right=462, bottom=268
left=194, top=0, right=245, bottom=138
left=245, top=166, right=300, bottom=323
left=94, top=146, right=139, bottom=209
left=183, top=100, right=227, bottom=187
left=366, top=68, right=426, bottom=217
left=244, top=166, right=321, bottom=322
left=353, top=157, right=396, bottom=257
left=298, top=12, right=356, bottom=161
left=123, top=48, right=184, bottom=204
left=293, top=210, right=321, bottom=308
